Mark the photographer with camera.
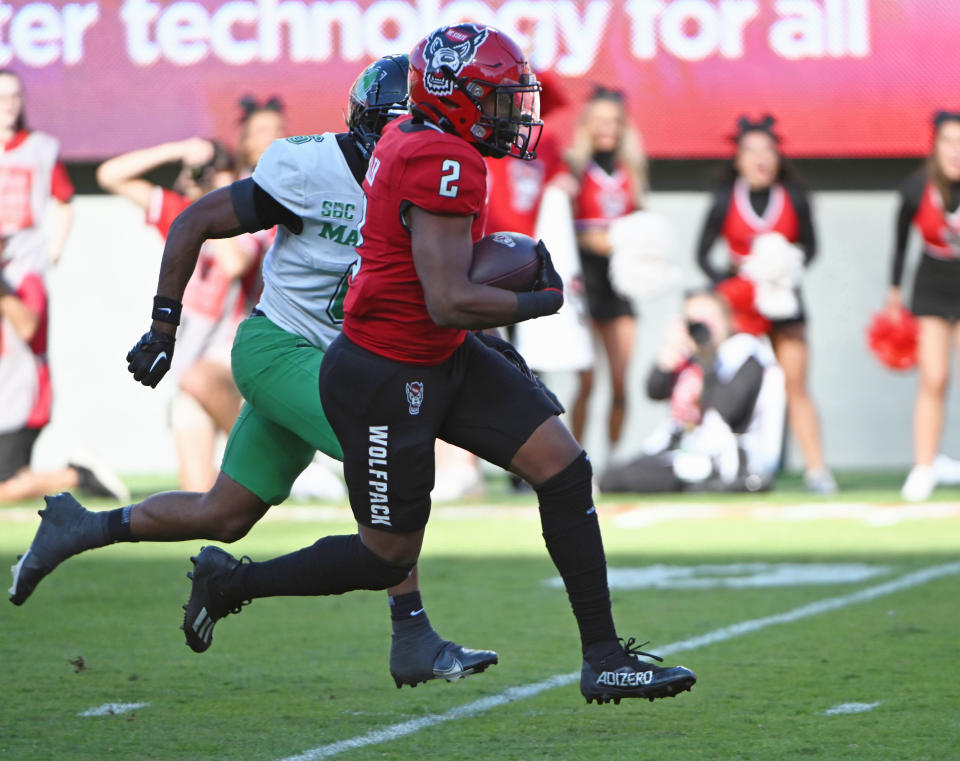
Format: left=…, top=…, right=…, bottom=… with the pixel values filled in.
left=599, top=290, right=785, bottom=494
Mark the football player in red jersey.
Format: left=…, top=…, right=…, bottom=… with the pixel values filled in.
left=695, top=115, right=835, bottom=495
left=888, top=111, right=960, bottom=501
left=192, top=24, right=696, bottom=704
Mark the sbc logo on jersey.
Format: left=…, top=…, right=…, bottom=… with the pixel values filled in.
left=405, top=382, right=425, bottom=415
left=423, top=24, right=488, bottom=97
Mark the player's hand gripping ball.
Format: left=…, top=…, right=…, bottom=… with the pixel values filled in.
left=469, top=232, right=543, bottom=291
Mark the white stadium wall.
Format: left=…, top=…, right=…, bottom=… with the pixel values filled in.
left=30, top=192, right=958, bottom=476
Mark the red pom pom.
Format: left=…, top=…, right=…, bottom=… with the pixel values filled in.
left=715, top=276, right=771, bottom=336
left=867, top=307, right=918, bottom=371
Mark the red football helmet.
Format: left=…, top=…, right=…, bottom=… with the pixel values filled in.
left=408, top=24, right=542, bottom=160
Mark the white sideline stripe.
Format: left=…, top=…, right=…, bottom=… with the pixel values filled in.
left=276, top=561, right=960, bottom=761
left=79, top=702, right=150, bottom=717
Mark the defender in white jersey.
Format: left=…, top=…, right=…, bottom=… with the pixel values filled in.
left=10, top=56, right=498, bottom=689
left=250, top=131, right=363, bottom=350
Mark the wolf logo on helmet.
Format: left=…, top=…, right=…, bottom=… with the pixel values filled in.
left=423, top=24, right=489, bottom=97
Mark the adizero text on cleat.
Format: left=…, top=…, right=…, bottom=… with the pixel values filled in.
left=391, top=641, right=499, bottom=688
left=182, top=546, right=250, bottom=653
left=580, top=637, right=696, bottom=704
left=9, top=493, right=107, bottom=606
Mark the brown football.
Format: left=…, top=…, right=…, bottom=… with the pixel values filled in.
left=469, top=232, right=541, bottom=292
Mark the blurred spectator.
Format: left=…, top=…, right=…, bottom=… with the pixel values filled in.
left=511, top=70, right=594, bottom=386
left=600, top=290, right=784, bottom=494
left=235, top=95, right=286, bottom=176
left=888, top=111, right=960, bottom=501
left=0, top=68, right=126, bottom=503
left=97, top=139, right=264, bottom=490
left=564, top=86, right=646, bottom=451
left=695, top=115, right=835, bottom=494
left=0, top=70, right=72, bottom=266
left=1, top=236, right=127, bottom=503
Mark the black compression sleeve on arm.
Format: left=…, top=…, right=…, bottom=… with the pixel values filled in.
left=516, top=289, right=563, bottom=322
left=786, top=183, right=817, bottom=265
left=230, top=178, right=304, bottom=234
left=700, top=355, right=764, bottom=433
left=696, top=187, right=733, bottom=283
left=646, top=366, right=678, bottom=400
left=892, top=174, right=925, bottom=287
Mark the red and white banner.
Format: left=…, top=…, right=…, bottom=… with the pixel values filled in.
left=7, top=0, right=959, bottom=159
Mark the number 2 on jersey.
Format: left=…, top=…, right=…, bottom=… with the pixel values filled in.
left=439, top=159, right=461, bottom=198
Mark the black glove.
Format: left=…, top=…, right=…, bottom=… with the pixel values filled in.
left=516, top=240, right=564, bottom=321
left=474, top=331, right=566, bottom=414
left=532, top=239, right=563, bottom=293
left=126, top=329, right=176, bottom=388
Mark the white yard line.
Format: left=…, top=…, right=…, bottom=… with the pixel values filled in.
left=276, top=561, right=960, bottom=761
left=824, top=702, right=881, bottom=715
left=78, top=702, right=149, bottom=717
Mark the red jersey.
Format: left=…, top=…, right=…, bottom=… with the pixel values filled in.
left=485, top=129, right=563, bottom=237
left=913, top=181, right=960, bottom=259
left=572, top=161, right=637, bottom=230
left=344, top=117, right=488, bottom=364
left=721, top=178, right=800, bottom=262
left=146, top=187, right=264, bottom=323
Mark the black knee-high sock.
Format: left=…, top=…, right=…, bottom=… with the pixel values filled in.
left=232, top=534, right=412, bottom=600
left=536, top=452, right=617, bottom=654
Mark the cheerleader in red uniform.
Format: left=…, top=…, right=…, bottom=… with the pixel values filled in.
left=565, top=86, right=646, bottom=449
left=695, top=116, right=835, bottom=493
left=889, top=111, right=960, bottom=501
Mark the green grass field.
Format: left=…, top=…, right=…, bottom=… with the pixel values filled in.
left=1, top=477, right=959, bottom=761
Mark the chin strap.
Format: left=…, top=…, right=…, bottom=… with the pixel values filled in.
left=349, top=129, right=376, bottom=161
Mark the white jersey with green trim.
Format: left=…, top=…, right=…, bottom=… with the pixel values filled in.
left=252, top=133, right=365, bottom=350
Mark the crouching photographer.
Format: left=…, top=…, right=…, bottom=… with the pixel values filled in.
left=600, top=289, right=785, bottom=494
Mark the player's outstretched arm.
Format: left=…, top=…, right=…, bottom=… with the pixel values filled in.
left=127, top=185, right=246, bottom=389
left=409, top=206, right=561, bottom=329
left=128, top=178, right=300, bottom=388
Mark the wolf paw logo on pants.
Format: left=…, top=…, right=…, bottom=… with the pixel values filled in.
left=406, top=382, right=424, bottom=415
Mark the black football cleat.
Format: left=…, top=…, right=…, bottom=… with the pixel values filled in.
left=9, top=493, right=107, bottom=606
left=391, top=641, right=499, bottom=688
left=182, top=546, right=250, bottom=653
left=580, top=638, right=696, bottom=705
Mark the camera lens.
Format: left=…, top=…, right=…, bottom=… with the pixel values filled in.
left=687, top=321, right=711, bottom=346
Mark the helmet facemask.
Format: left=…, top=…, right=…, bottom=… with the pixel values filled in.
left=461, top=72, right=543, bottom=160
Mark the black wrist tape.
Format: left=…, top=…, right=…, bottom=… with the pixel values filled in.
left=152, top=296, right=182, bottom=325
